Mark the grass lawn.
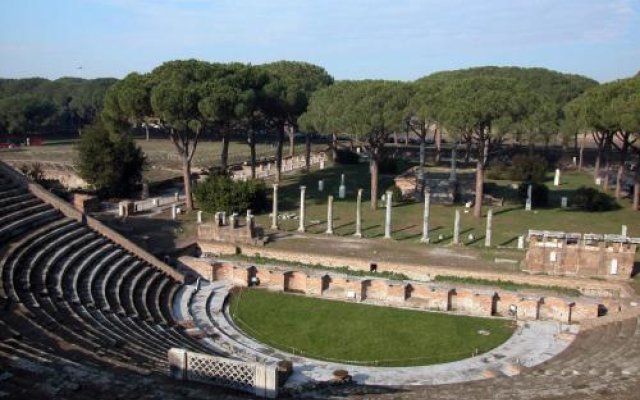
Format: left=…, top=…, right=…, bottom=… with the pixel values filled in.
left=252, top=162, right=640, bottom=251
left=229, top=289, right=515, bottom=367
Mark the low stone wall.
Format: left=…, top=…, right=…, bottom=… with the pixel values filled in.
left=179, top=256, right=602, bottom=324
left=197, top=240, right=630, bottom=299
left=0, top=160, right=184, bottom=283
left=168, top=348, right=278, bottom=399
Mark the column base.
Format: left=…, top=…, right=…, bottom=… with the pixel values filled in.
left=420, top=237, right=430, bottom=243
left=353, top=232, right=362, bottom=238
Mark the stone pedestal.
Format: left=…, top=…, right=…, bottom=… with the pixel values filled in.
left=318, top=179, right=324, bottom=192
left=561, top=197, right=568, bottom=208
left=197, top=210, right=203, bottom=224
left=517, top=235, right=525, bottom=249
left=525, top=184, right=533, bottom=211
left=338, top=174, right=346, bottom=199
left=622, top=225, right=628, bottom=237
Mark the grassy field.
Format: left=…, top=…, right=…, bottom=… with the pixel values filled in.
left=229, top=289, right=515, bottom=367
left=0, top=137, right=327, bottom=183
left=251, top=162, right=640, bottom=250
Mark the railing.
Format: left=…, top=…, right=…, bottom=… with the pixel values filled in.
left=168, top=348, right=278, bottom=399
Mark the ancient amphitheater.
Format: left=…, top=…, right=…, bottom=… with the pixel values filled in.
left=2, top=159, right=640, bottom=400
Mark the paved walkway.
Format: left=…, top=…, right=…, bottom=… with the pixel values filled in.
left=173, top=280, right=579, bottom=387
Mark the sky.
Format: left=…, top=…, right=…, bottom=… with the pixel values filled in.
left=1, top=0, right=639, bottom=83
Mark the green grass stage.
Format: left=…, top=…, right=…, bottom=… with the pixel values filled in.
left=229, top=289, right=515, bottom=367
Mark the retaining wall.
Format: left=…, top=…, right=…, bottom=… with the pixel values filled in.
left=178, top=256, right=603, bottom=324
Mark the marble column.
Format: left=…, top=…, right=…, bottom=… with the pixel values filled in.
left=197, top=210, right=203, bottom=224
left=420, top=191, right=431, bottom=243
left=297, top=186, right=306, bottom=233
left=325, top=195, right=334, bottom=235
left=484, top=208, right=493, bottom=247
left=271, top=184, right=279, bottom=230
left=453, top=209, right=460, bottom=244
left=354, top=189, right=363, bottom=238
left=384, top=190, right=393, bottom=239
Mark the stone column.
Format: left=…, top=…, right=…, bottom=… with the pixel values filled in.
left=354, top=189, right=363, bottom=238
left=197, top=210, right=203, bottom=224
left=453, top=209, right=460, bottom=244
left=484, top=208, right=493, bottom=247
left=171, top=204, right=177, bottom=220
left=271, top=184, right=279, bottom=230
left=420, top=191, right=431, bottom=243
left=554, top=168, right=561, bottom=186
left=525, top=184, right=532, bottom=211
left=384, top=190, right=393, bottom=239
left=298, top=186, right=306, bottom=233
left=622, top=225, right=628, bottom=237
left=325, top=195, right=334, bottom=235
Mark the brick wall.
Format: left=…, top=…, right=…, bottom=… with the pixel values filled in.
left=182, top=257, right=608, bottom=324
left=197, top=240, right=631, bottom=298
left=525, top=237, right=636, bottom=279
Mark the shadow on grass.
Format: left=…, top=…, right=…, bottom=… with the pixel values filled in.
left=499, top=236, right=519, bottom=246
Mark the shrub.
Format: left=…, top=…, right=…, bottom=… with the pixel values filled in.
left=193, top=174, right=267, bottom=214
left=572, top=186, right=617, bottom=211
left=517, top=182, right=549, bottom=207
left=384, top=185, right=405, bottom=203
left=75, top=121, right=146, bottom=197
left=334, top=149, right=360, bottom=165
left=509, top=154, right=548, bottom=182
left=486, top=159, right=511, bottom=181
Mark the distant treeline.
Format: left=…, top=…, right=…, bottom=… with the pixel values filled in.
left=0, top=77, right=116, bottom=137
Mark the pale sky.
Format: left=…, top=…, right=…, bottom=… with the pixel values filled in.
left=1, top=0, right=639, bottom=82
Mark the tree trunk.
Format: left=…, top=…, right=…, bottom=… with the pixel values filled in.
left=393, top=132, right=398, bottom=147
left=405, top=130, right=410, bottom=146
left=305, top=133, right=311, bottom=171
left=370, top=156, right=379, bottom=210
left=473, top=138, right=488, bottom=218
left=275, top=129, right=284, bottom=183
left=578, top=134, right=585, bottom=171
left=528, top=140, right=535, bottom=156
left=287, top=124, right=295, bottom=157
left=615, top=139, right=628, bottom=199
left=434, top=127, right=441, bottom=164
left=331, top=133, right=337, bottom=160
left=248, top=131, right=256, bottom=179
left=473, top=159, right=484, bottom=218
left=464, top=140, right=471, bottom=164
left=633, top=159, right=640, bottom=211
left=416, top=133, right=426, bottom=200
left=182, top=155, right=193, bottom=211
left=603, top=133, right=612, bottom=191
left=145, top=124, right=150, bottom=141
left=221, top=133, right=229, bottom=171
